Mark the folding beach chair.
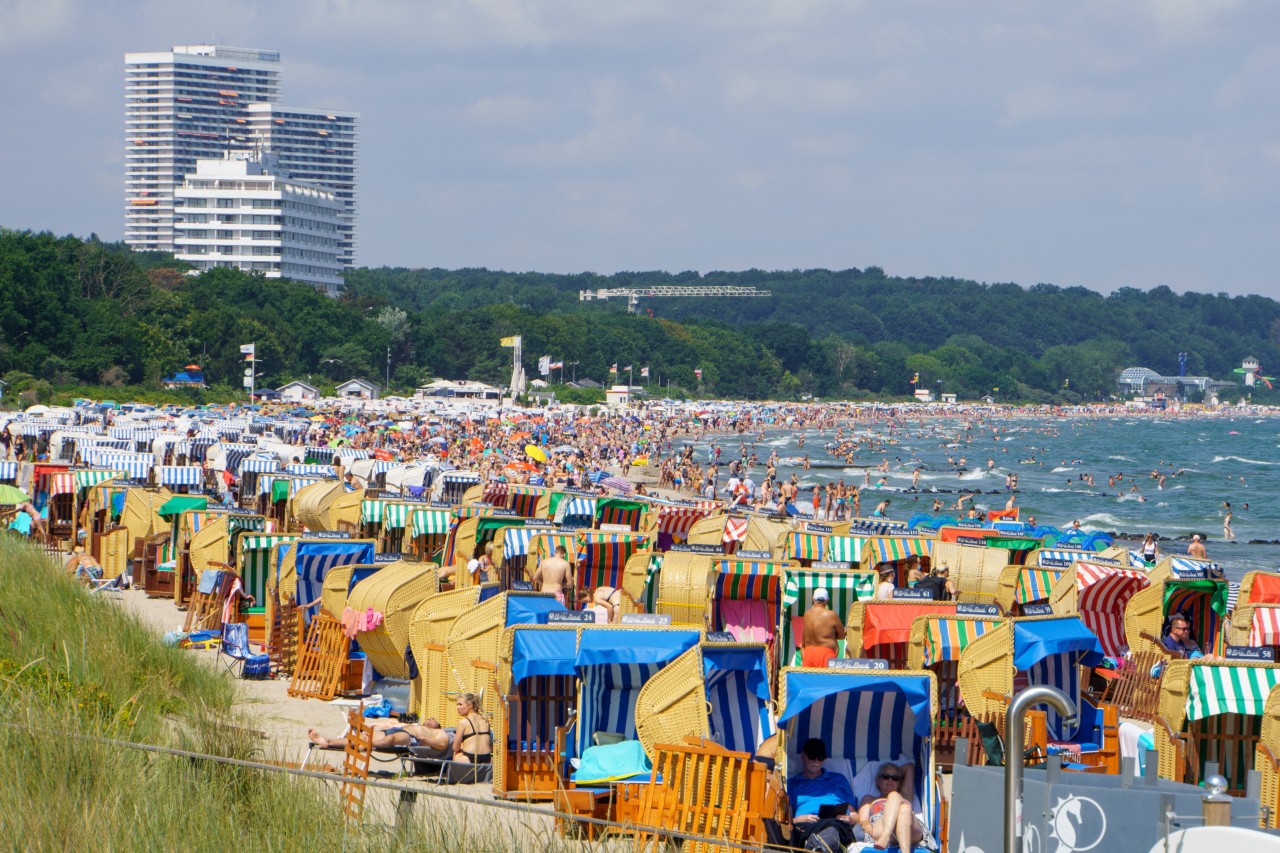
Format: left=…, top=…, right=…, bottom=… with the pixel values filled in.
left=220, top=621, right=271, bottom=679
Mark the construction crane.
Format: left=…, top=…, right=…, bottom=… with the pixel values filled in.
left=578, top=285, right=771, bottom=313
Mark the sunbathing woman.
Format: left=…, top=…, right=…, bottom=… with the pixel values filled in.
left=451, top=692, right=492, bottom=764
left=307, top=717, right=451, bottom=753
left=857, top=763, right=925, bottom=851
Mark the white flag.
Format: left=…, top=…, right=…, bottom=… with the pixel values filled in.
left=239, top=343, right=255, bottom=356
left=539, top=355, right=551, bottom=376
left=640, top=367, right=650, bottom=378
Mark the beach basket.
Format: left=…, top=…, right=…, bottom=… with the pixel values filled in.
left=1257, top=683, right=1280, bottom=827
left=1155, top=658, right=1280, bottom=795
left=445, top=591, right=510, bottom=698
left=931, top=539, right=1010, bottom=604
left=121, top=486, right=172, bottom=558
left=1049, top=562, right=1151, bottom=658
left=493, top=624, right=581, bottom=801
left=347, top=560, right=438, bottom=679
left=846, top=600, right=958, bottom=669
left=1125, top=569, right=1229, bottom=659
left=652, top=550, right=715, bottom=627
left=995, top=563, right=1065, bottom=614
left=409, top=585, right=494, bottom=724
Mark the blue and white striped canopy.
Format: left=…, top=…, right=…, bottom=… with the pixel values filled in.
left=503, top=526, right=536, bottom=558
left=558, top=498, right=596, bottom=521
left=239, top=457, right=281, bottom=474
left=0, top=460, right=18, bottom=481
left=335, top=448, right=370, bottom=461
left=157, top=465, right=204, bottom=487
left=286, top=463, right=337, bottom=479
left=86, top=451, right=154, bottom=482
left=294, top=540, right=376, bottom=622
left=704, top=646, right=774, bottom=754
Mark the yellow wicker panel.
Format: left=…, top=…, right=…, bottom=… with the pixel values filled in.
left=329, top=489, right=365, bottom=531
left=686, top=516, right=728, bottom=548
left=621, top=550, right=654, bottom=603
left=347, top=561, right=438, bottom=679
left=655, top=551, right=715, bottom=628
left=634, top=645, right=708, bottom=761
left=460, top=484, right=485, bottom=505
left=120, top=487, right=172, bottom=556
left=451, top=517, right=480, bottom=566
left=101, top=526, right=130, bottom=579
left=322, top=566, right=356, bottom=618
left=291, top=480, right=346, bottom=532
left=1124, top=584, right=1166, bottom=658
left=408, top=586, right=487, bottom=722
left=1259, top=684, right=1280, bottom=827
left=445, top=592, right=508, bottom=696
left=743, top=517, right=792, bottom=559
left=1048, top=567, right=1079, bottom=616
left=933, top=540, right=1009, bottom=604
left=955, top=620, right=1016, bottom=724
left=273, top=543, right=299, bottom=601
left=188, top=513, right=230, bottom=574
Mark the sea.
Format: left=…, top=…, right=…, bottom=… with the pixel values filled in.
left=691, top=413, right=1280, bottom=583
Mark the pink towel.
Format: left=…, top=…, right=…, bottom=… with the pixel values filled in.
left=364, top=608, right=384, bottom=632
left=720, top=599, right=774, bottom=643
left=341, top=606, right=361, bottom=639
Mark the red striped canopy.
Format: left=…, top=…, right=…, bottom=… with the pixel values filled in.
left=1075, top=562, right=1150, bottom=658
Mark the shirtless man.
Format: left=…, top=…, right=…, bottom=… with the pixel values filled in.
left=1187, top=534, right=1208, bottom=559
left=801, top=588, right=845, bottom=668
left=532, top=546, right=572, bottom=604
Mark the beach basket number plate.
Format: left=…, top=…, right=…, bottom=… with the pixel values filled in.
left=829, top=658, right=889, bottom=670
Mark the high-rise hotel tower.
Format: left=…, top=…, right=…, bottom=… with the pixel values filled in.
left=124, top=45, right=358, bottom=268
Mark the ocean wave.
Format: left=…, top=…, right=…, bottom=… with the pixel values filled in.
left=1107, top=455, right=1134, bottom=462
left=957, top=470, right=987, bottom=480
left=1212, top=455, right=1279, bottom=466
left=1051, top=467, right=1074, bottom=473
left=1079, top=513, right=1123, bottom=529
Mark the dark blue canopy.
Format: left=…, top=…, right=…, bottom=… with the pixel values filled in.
left=510, top=628, right=579, bottom=684
left=575, top=628, right=699, bottom=673
left=505, top=593, right=567, bottom=627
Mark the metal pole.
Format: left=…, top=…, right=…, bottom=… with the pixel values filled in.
left=386, top=346, right=391, bottom=390
left=1005, top=685, right=1075, bottom=853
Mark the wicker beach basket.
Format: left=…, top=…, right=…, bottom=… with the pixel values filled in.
left=347, top=559, right=438, bottom=680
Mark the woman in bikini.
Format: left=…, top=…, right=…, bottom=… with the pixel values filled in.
left=452, top=692, right=493, bottom=764
left=857, top=763, right=925, bottom=851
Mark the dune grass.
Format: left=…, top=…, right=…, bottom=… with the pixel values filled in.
left=0, top=536, right=593, bottom=851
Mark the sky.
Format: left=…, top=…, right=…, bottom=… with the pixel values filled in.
left=2, top=0, right=1279, bottom=298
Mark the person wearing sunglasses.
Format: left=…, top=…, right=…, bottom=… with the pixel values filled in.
left=787, top=738, right=858, bottom=851
left=857, top=763, right=928, bottom=851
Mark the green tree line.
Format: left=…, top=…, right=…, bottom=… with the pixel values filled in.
left=3, top=228, right=1276, bottom=404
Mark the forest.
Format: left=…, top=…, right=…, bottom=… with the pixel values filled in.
left=2, top=227, right=1276, bottom=405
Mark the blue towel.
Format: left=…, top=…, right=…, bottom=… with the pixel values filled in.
left=572, top=740, right=652, bottom=785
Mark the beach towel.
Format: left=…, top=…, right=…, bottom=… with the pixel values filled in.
left=721, top=599, right=774, bottom=643
left=572, top=740, right=652, bottom=785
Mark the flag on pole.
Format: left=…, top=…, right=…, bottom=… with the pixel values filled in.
left=550, top=360, right=564, bottom=370
left=239, top=343, right=255, bottom=356
left=622, top=365, right=632, bottom=372
left=538, top=355, right=551, bottom=376
left=695, top=368, right=703, bottom=380
left=500, top=336, right=520, bottom=347
left=640, top=367, right=650, bottom=378
left=610, top=364, right=618, bottom=374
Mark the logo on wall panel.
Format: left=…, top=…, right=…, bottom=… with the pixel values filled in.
left=1048, top=795, right=1106, bottom=852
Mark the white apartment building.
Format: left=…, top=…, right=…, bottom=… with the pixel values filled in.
left=125, top=45, right=358, bottom=274
left=173, top=154, right=345, bottom=295
left=245, top=104, right=358, bottom=267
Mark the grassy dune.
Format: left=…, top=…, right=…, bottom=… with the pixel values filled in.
left=0, top=537, right=572, bottom=851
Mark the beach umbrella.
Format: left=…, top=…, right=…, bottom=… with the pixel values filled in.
left=0, top=484, right=30, bottom=503
left=505, top=461, right=539, bottom=473
left=600, top=476, right=634, bottom=494
left=525, top=444, right=548, bottom=464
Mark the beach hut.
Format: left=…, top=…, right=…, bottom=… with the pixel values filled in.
left=408, top=506, right=452, bottom=564
left=846, top=600, right=959, bottom=669
left=1049, top=561, right=1151, bottom=658
left=906, top=610, right=1002, bottom=767
left=593, top=496, right=650, bottom=531
left=495, top=523, right=563, bottom=582
left=542, top=489, right=598, bottom=527
left=446, top=513, right=528, bottom=573
left=236, top=532, right=300, bottom=609
left=408, top=584, right=500, bottom=725
left=494, top=624, right=581, bottom=800
left=1125, top=558, right=1229, bottom=659
left=435, top=470, right=482, bottom=504
left=1156, top=658, right=1280, bottom=796
left=858, top=533, right=937, bottom=586
left=957, top=615, right=1119, bottom=773
left=376, top=499, right=435, bottom=552
left=445, top=591, right=568, bottom=707
left=271, top=537, right=377, bottom=621
left=1227, top=571, right=1280, bottom=649
left=621, top=549, right=661, bottom=613
left=778, top=566, right=879, bottom=665
left=319, top=561, right=387, bottom=621
left=776, top=667, right=943, bottom=852
left=347, top=559, right=439, bottom=680
left=931, top=536, right=1030, bottom=605
left=784, top=527, right=868, bottom=567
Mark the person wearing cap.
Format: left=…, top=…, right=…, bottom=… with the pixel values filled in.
left=788, top=737, right=858, bottom=851
left=874, top=565, right=896, bottom=601
left=801, top=588, right=845, bottom=668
